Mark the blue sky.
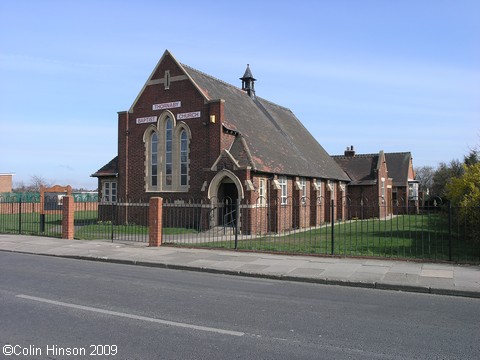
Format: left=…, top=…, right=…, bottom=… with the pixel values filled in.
left=1, top=0, right=479, bottom=189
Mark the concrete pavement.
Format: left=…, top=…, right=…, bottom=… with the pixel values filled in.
left=0, top=234, right=479, bottom=298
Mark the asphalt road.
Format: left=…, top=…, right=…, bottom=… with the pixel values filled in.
left=0, top=252, right=479, bottom=360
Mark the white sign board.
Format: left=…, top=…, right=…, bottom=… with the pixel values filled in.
left=136, top=116, right=157, bottom=125
left=177, top=111, right=201, bottom=120
left=152, top=101, right=181, bottom=111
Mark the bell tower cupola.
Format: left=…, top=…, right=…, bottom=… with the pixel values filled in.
left=240, top=64, right=256, bottom=98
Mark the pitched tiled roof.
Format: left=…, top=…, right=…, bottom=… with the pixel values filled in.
left=385, top=152, right=412, bottom=186
left=91, top=156, right=118, bottom=178
left=333, top=151, right=413, bottom=187
left=183, top=64, right=349, bottom=181
left=332, top=154, right=379, bottom=185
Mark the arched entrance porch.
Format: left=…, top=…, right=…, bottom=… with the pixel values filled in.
left=207, top=170, right=244, bottom=228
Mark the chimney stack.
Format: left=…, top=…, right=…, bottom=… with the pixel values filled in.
left=344, top=145, right=355, bottom=157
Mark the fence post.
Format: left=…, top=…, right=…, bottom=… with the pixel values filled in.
left=331, top=199, right=335, bottom=255
left=110, top=202, right=115, bottom=242
left=40, top=213, right=46, bottom=233
left=149, top=197, right=163, bottom=247
left=234, top=198, right=240, bottom=250
left=62, top=195, right=75, bottom=239
left=18, top=196, right=22, bottom=234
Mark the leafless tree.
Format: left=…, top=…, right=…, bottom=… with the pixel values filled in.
left=415, top=166, right=435, bottom=194
left=29, top=175, right=52, bottom=192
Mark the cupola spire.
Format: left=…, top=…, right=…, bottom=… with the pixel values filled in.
left=240, top=64, right=256, bottom=98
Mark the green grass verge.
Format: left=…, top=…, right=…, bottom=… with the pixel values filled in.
left=0, top=212, right=62, bottom=237
left=189, top=214, right=477, bottom=261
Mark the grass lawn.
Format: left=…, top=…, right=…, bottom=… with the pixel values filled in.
left=191, top=214, right=476, bottom=261
left=0, top=212, right=62, bottom=237
left=74, top=225, right=199, bottom=240
left=74, top=224, right=148, bottom=240
left=73, top=209, right=199, bottom=240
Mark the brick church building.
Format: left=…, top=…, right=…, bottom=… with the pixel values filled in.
left=92, top=50, right=350, bottom=233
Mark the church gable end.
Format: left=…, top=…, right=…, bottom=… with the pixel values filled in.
left=116, top=50, right=223, bottom=200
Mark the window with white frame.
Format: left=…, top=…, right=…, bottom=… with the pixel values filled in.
left=314, top=179, right=322, bottom=201
left=259, top=178, right=266, bottom=205
left=408, top=181, right=419, bottom=200
left=381, top=178, right=385, bottom=199
left=102, top=181, right=117, bottom=203
left=279, top=176, right=287, bottom=204
left=300, top=177, right=306, bottom=204
left=328, top=180, right=335, bottom=201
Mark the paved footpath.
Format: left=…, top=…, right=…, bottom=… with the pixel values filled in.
left=1, top=234, right=479, bottom=298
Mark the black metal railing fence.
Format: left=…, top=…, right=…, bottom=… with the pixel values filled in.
left=0, top=193, right=62, bottom=237
left=0, top=195, right=149, bottom=242
left=74, top=199, right=149, bottom=242
left=1, top=194, right=478, bottom=262
left=161, top=196, right=480, bottom=263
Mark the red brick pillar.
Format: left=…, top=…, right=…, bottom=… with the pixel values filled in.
left=62, top=195, right=75, bottom=239
left=149, top=197, right=163, bottom=247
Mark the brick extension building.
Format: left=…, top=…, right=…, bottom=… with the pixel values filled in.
left=0, top=174, right=14, bottom=193
left=92, top=50, right=350, bottom=233
left=333, top=147, right=419, bottom=218
left=332, top=148, right=393, bottom=218
left=385, top=152, right=419, bottom=213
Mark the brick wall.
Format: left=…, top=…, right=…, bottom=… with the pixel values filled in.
left=0, top=175, right=13, bottom=193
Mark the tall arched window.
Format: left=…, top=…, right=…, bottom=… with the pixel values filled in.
left=165, top=118, right=173, bottom=187
left=180, top=129, right=188, bottom=186
left=143, top=113, right=190, bottom=192
left=151, top=133, right=158, bottom=187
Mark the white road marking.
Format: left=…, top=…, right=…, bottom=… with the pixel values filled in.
left=16, top=294, right=244, bottom=337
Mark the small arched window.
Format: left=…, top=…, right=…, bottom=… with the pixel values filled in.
left=180, top=129, right=188, bottom=186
